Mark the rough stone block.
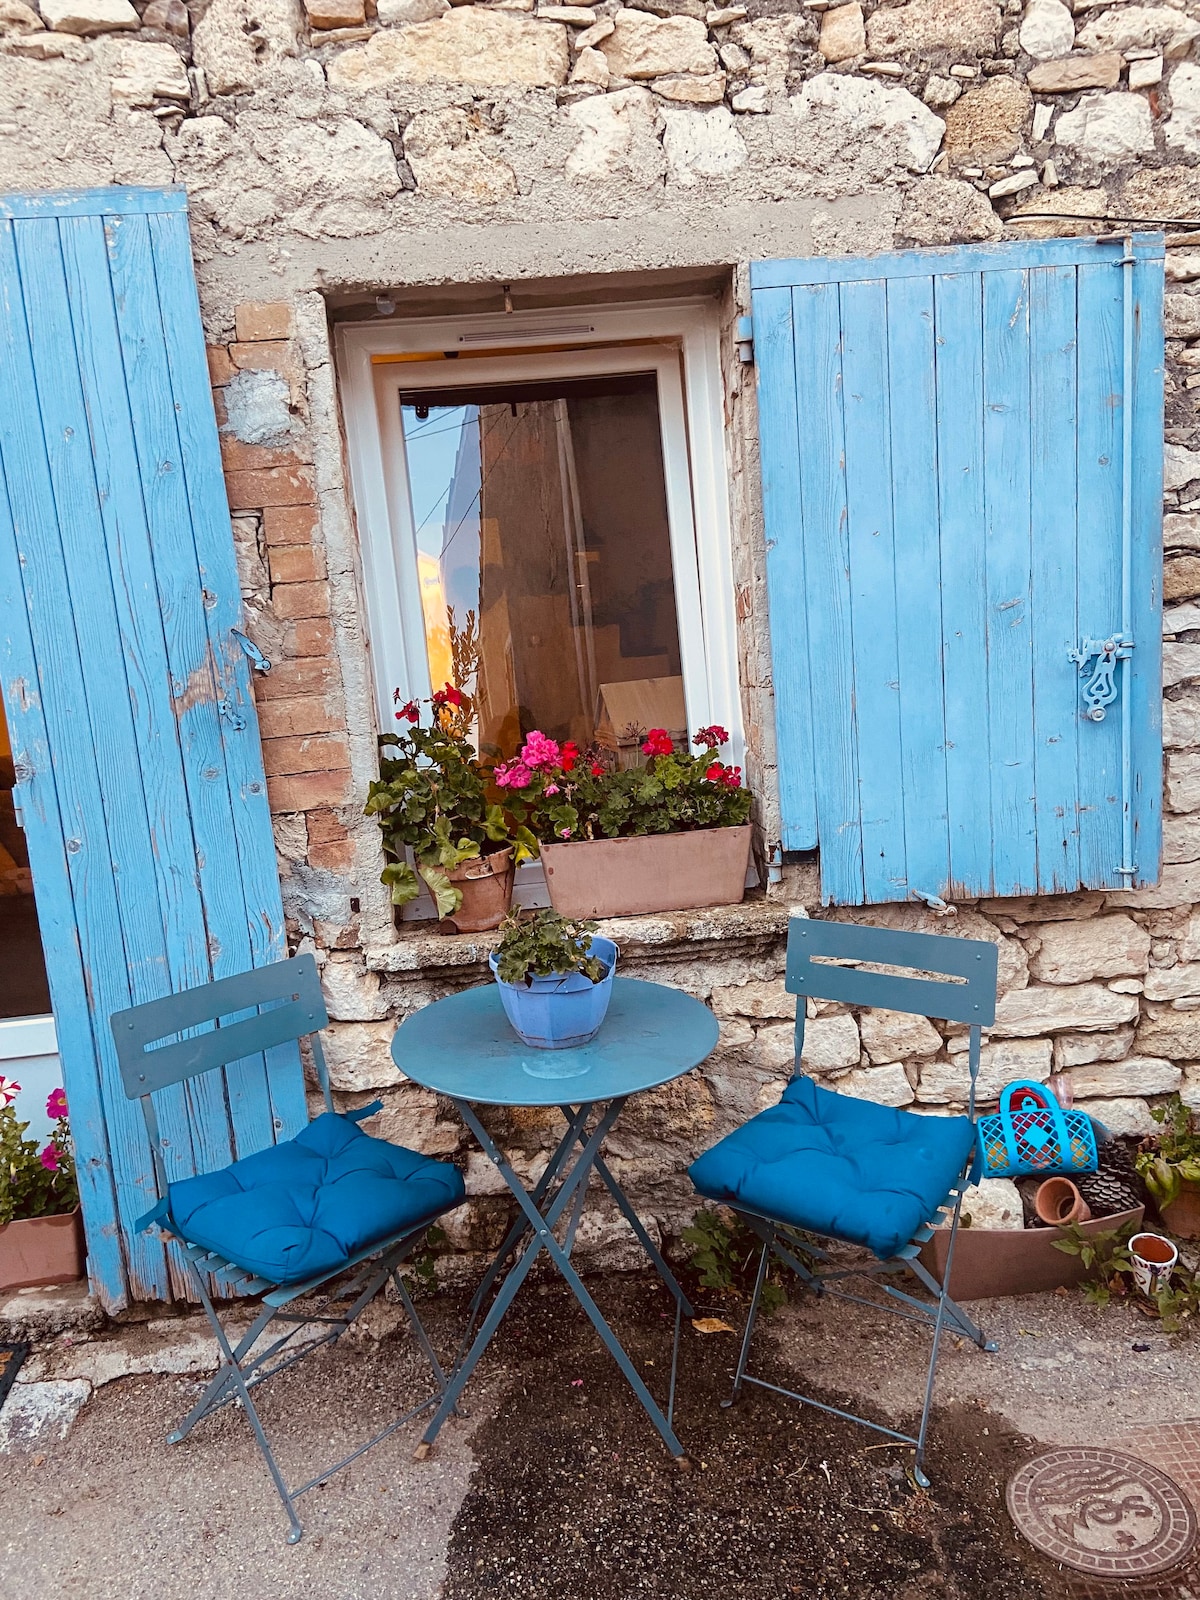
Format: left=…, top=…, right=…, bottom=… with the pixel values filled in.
left=833, top=1062, right=914, bottom=1107
left=1144, top=962, right=1200, bottom=1003
left=0, top=1380, right=91, bottom=1452
left=954, top=1177, right=1023, bottom=1230
left=1054, top=90, right=1155, bottom=167
left=819, top=1, right=864, bottom=62
left=1076, top=4, right=1200, bottom=59
left=917, top=1037, right=1052, bottom=1103
left=0, top=0, right=44, bottom=32
left=652, top=71, right=726, bottom=102
left=1068, top=1056, right=1181, bottom=1098
left=107, top=40, right=190, bottom=105
left=1136, top=1005, right=1200, bottom=1060
left=991, top=984, right=1139, bottom=1037
left=600, top=10, right=717, bottom=76
left=1073, top=1097, right=1160, bottom=1137
left=1166, top=64, right=1200, bottom=161
left=376, top=0, right=447, bottom=21
left=1165, top=295, right=1200, bottom=341
left=1106, top=862, right=1200, bottom=909
left=321, top=1019, right=403, bottom=1091
left=859, top=1007, right=942, bottom=1064
left=1019, top=0, right=1074, bottom=60
left=660, top=104, right=747, bottom=184
left=799, top=1012, right=860, bottom=1072
left=40, top=0, right=137, bottom=33
left=791, top=71, right=945, bottom=173
left=1053, top=1026, right=1135, bottom=1069
left=749, top=1020, right=798, bottom=1072
left=304, top=0, right=365, bottom=28
left=1028, top=914, right=1150, bottom=985
left=327, top=8, right=570, bottom=89
left=1026, top=52, right=1122, bottom=92
left=1166, top=514, right=1200, bottom=552
left=865, top=0, right=999, bottom=56
left=711, top=976, right=793, bottom=1020
left=944, top=74, right=1031, bottom=163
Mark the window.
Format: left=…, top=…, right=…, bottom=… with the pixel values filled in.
left=338, top=298, right=741, bottom=777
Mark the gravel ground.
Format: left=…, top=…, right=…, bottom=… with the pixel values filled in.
left=3, top=1269, right=1198, bottom=1600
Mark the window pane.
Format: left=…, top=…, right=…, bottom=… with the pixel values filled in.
left=400, top=373, right=684, bottom=761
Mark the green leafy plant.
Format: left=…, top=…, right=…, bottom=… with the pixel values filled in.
left=1136, top=1094, right=1200, bottom=1211
left=0, top=1080, right=79, bottom=1225
left=365, top=687, right=536, bottom=920
left=682, top=1206, right=787, bottom=1314
left=494, top=908, right=608, bottom=987
left=403, top=1224, right=449, bottom=1297
left=495, top=725, right=753, bottom=846
left=1054, top=1216, right=1200, bottom=1333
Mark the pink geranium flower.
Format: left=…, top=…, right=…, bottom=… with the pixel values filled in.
left=520, top=730, right=562, bottom=772
left=693, top=725, right=730, bottom=750
left=46, top=1087, right=68, bottom=1121
left=494, top=759, right=533, bottom=791
left=39, top=1144, right=59, bottom=1172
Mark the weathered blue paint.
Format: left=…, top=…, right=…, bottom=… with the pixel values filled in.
left=753, top=235, right=1165, bottom=906
left=0, top=187, right=304, bottom=1309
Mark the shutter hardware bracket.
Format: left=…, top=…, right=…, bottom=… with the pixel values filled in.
left=736, top=316, right=754, bottom=364
left=231, top=628, right=272, bottom=675
left=1068, top=634, right=1134, bottom=722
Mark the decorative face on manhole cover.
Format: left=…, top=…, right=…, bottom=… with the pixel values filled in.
left=1007, top=1448, right=1198, bottom=1578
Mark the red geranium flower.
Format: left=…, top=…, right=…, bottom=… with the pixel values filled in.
left=693, top=725, right=730, bottom=750
left=641, top=728, right=674, bottom=758
left=395, top=699, right=420, bottom=723
left=560, top=740, right=579, bottom=773
left=432, top=683, right=464, bottom=708
left=590, top=761, right=606, bottom=777
left=705, top=762, right=725, bottom=783
left=722, top=765, right=743, bottom=789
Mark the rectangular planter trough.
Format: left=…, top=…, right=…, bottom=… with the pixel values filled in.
left=540, top=824, right=753, bottom=920
left=918, top=1206, right=1144, bottom=1302
left=0, top=1209, right=84, bottom=1293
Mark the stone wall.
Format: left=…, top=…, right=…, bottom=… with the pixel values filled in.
left=3, top=0, right=1200, bottom=1268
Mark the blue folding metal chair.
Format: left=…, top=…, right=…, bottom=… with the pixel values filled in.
left=111, top=954, right=465, bottom=1543
left=689, top=919, right=999, bottom=1486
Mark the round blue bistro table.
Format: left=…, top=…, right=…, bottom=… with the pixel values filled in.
left=392, top=976, right=720, bottom=1462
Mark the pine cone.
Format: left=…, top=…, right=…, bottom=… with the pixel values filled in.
left=1077, top=1137, right=1147, bottom=1218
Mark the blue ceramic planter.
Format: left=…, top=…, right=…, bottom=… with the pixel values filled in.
left=489, top=936, right=618, bottom=1050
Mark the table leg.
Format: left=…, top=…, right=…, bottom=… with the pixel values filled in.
left=421, top=1098, right=687, bottom=1461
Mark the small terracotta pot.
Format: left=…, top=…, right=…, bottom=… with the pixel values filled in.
left=440, top=846, right=515, bottom=934
left=1034, top=1176, right=1092, bottom=1228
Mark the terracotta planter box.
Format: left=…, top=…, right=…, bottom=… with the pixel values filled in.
left=0, top=1208, right=84, bottom=1292
left=540, top=825, right=753, bottom=920
left=918, top=1207, right=1144, bottom=1302
left=1163, top=1181, right=1200, bottom=1241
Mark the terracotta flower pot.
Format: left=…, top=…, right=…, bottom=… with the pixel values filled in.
left=440, top=846, right=515, bottom=934
left=1162, top=1178, right=1200, bottom=1241
left=1034, top=1176, right=1091, bottom=1228
left=0, top=1208, right=84, bottom=1292
left=539, top=825, right=753, bottom=920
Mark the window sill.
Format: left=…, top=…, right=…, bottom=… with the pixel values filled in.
left=363, top=893, right=796, bottom=977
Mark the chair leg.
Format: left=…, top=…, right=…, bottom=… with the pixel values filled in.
left=723, top=1242, right=769, bottom=1408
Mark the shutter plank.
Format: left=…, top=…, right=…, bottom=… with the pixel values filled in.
left=934, top=272, right=994, bottom=897
left=1075, top=262, right=1125, bottom=887
left=982, top=269, right=1037, bottom=896
left=1028, top=264, right=1081, bottom=892
left=886, top=273, right=950, bottom=901
left=148, top=210, right=308, bottom=1142
left=841, top=279, right=906, bottom=903
left=0, top=219, right=168, bottom=1301
left=791, top=282, right=864, bottom=904
left=756, top=286, right=817, bottom=850
left=1129, top=248, right=1164, bottom=884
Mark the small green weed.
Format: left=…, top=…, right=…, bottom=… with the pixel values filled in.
left=681, top=1207, right=787, bottom=1314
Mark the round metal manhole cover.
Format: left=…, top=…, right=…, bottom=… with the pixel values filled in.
left=1007, top=1448, right=1198, bottom=1579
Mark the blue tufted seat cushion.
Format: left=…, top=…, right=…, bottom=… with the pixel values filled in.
left=165, top=1113, right=466, bottom=1285
left=689, top=1076, right=975, bottom=1261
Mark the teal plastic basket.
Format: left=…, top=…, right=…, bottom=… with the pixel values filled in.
left=976, top=1079, right=1098, bottom=1179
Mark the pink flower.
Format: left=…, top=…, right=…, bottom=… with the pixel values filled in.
left=39, top=1144, right=59, bottom=1172
left=722, top=765, right=743, bottom=790
left=693, top=725, right=730, bottom=750
left=544, top=783, right=560, bottom=796
left=0, top=1075, right=20, bottom=1107
left=559, top=827, right=572, bottom=838
left=46, top=1088, right=68, bottom=1121
left=519, top=730, right=561, bottom=772
left=641, top=728, right=674, bottom=758
left=494, top=760, right=533, bottom=791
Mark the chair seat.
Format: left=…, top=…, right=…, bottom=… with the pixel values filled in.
left=167, top=1113, right=466, bottom=1285
left=689, top=1076, right=975, bottom=1260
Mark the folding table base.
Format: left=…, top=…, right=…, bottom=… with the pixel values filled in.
left=416, top=1096, right=694, bottom=1464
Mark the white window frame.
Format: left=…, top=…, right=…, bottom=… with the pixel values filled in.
left=336, top=297, right=742, bottom=770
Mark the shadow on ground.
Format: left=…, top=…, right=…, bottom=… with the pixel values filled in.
left=441, top=1274, right=1061, bottom=1600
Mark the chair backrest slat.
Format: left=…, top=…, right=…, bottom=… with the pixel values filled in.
left=111, top=954, right=327, bottom=1100
left=785, top=919, right=998, bottom=1027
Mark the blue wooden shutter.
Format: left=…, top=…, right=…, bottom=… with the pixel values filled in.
left=0, top=187, right=308, bottom=1309
left=753, top=235, right=1164, bottom=907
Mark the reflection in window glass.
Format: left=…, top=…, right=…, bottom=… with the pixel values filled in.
left=400, top=373, right=684, bottom=763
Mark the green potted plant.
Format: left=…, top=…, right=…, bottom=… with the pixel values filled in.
left=495, top=725, right=753, bottom=919
left=1137, top=1094, right=1200, bottom=1239
left=0, top=1078, right=83, bottom=1291
left=488, top=908, right=618, bottom=1050
left=365, top=685, right=537, bottom=932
